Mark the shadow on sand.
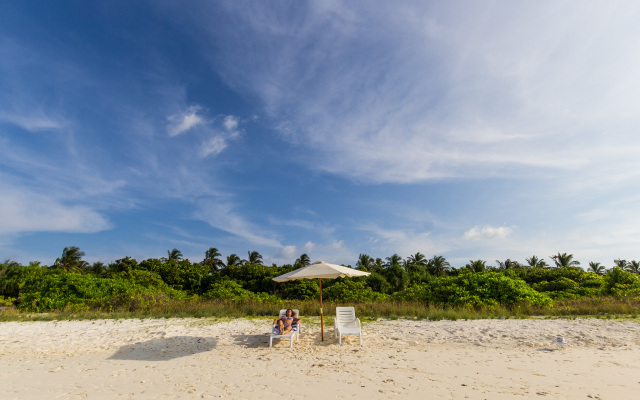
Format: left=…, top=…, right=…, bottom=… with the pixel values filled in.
left=109, top=336, right=217, bottom=361
left=232, top=326, right=345, bottom=349
left=233, top=333, right=271, bottom=349
left=537, top=347, right=564, bottom=352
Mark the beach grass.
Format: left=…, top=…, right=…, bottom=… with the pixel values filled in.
left=1, top=296, right=639, bottom=322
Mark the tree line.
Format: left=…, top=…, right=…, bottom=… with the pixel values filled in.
left=1, top=247, right=639, bottom=312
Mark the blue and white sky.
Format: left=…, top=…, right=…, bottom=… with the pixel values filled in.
left=2, top=1, right=640, bottom=268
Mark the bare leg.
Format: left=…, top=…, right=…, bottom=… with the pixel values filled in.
left=277, top=320, right=284, bottom=334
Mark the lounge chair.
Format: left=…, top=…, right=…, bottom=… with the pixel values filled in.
left=334, top=306, right=362, bottom=346
left=269, top=309, right=302, bottom=347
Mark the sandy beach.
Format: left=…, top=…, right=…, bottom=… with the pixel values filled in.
left=1, top=317, right=639, bottom=399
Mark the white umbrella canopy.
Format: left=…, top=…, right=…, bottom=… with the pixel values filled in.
left=273, top=261, right=371, bottom=282
left=272, top=261, right=370, bottom=341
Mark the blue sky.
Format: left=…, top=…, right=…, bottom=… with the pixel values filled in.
left=2, top=1, right=640, bottom=268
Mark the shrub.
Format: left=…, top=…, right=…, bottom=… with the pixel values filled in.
left=281, top=279, right=319, bottom=300
left=427, top=272, right=552, bottom=308
left=392, top=283, right=430, bottom=302
left=323, top=280, right=388, bottom=302
left=202, top=280, right=277, bottom=301
left=366, top=273, right=391, bottom=294
left=17, top=272, right=167, bottom=311
left=0, top=264, right=49, bottom=298
left=603, top=267, right=640, bottom=296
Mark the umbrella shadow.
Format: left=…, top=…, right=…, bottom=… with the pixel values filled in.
left=233, top=332, right=278, bottom=348
left=109, top=336, right=217, bottom=361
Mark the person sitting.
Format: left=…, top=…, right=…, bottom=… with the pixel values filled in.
left=273, top=309, right=295, bottom=335
left=292, top=315, right=301, bottom=331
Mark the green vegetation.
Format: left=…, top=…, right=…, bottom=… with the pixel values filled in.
left=1, top=248, right=639, bottom=321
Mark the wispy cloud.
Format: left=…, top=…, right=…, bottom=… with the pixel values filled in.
left=463, top=225, right=513, bottom=241
left=198, top=114, right=243, bottom=158
left=0, top=186, right=111, bottom=235
left=166, top=107, right=243, bottom=158
left=223, top=115, right=239, bottom=133
left=184, top=2, right=640, bottom=187
left=167, top=106, right=204, bottom=137
left=200, top=136, right=228, bottom=157
left=360, top=223, right=451, bottom=258
left=194, top=200, right=281, bottom=248
left=274, top=245, right=297, bottom=261
left=0, top=112, right=64, bottom=131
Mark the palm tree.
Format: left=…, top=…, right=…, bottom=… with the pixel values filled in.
left=385, top=254, right=403, bottom=269
left=202, top=247, right=224, bottom=272
left=225, top=254, right=242, bottom=267
left=626, top=260, right=640, bottom=274
left=2, top=259, right=21, bottom=268
left=371, top=258, right=385, bottom=274
left=495, top=259, right=520, bottom=270
left=90, top=261, right=107, bottom=276
left=295, top=253, right=311, bottom=268
left=162, top=248, right=183, bottom=263
left=465, top=259, right=487, bottom=273
left=405, top=252, right=429, bottom=278
left=550, top=252, right=580, bottom=268
left=54, top=246, right=89, bottom=272
left=406, top=252, right=428, bottom=267
left=428, top=255, right=450, bottom=276
left=525, top=255, right=548, bottom=268
left=588, top=262, right=606, bottom=275
left=245, top=250, right=263, bottom=265
left=614, top=259, right=628, bottom=269
left=1, top=260, right=20, bottom=280
left=355, top=253, right=375, bottom=272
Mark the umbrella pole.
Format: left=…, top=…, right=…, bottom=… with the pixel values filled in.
left=319, top=278, right=324, bottom=341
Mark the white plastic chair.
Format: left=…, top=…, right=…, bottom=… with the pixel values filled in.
left=334, top=306, right=362, bottom=346
left=269, top=309, right=302, bottom=347
left=553, top=336, right=568, bottom=349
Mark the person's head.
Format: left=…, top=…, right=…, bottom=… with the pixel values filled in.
left=286, top=309, right=293, bottom=317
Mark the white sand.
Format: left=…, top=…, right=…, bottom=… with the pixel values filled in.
left=1, top=317, right=640, bottom=399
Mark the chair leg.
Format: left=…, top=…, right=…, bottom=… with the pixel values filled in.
left=359, top=334, right=362, bottom=346
left=339, top=333, right=342, bottom=345
left=270, top=337, right=273, bottom=347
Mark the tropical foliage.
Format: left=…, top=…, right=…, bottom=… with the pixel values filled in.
left=1, top=249, right=639, bottom=314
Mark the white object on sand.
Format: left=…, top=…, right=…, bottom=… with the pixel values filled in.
left=334, top=306, right=363, bottom=346
left=554, top=336, right=567, bottom=349
left=269, top=309, right=302, bottom=348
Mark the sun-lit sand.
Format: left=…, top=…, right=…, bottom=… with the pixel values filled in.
left=1, top=317, right=640, bottom=399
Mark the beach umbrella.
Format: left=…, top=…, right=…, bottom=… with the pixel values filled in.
left=273, top=261, right=370, bottom=341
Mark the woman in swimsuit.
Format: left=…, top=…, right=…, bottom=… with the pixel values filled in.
left=273, top=309, right=295, bottom=335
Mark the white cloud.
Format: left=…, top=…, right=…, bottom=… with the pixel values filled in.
left=0, top=188, right=111, bottom=235
left=191, top=2, right=640, bottom=188
left=167, top=106, right=203, bottom=137
left=200, top=136, right=228, bottom=157
left=197, top=114, right=243, bottom=158
left=274, top=245, right=297, bottom=261
left=463, top=225, right=513, bottom=241
left=194, top=200, right=281, bottom=248
left=359, top=223, right=451, bottom=258
left=223, top=115, right=239, bottom=132
left=0, top=112, right=64, bottom=131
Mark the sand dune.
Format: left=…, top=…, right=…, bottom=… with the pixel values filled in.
left=1, top=317, right=639, bottom=399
